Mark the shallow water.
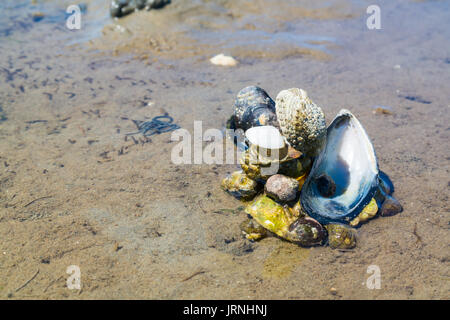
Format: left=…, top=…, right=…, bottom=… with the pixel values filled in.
left=0, top=0, right=449, bottom=299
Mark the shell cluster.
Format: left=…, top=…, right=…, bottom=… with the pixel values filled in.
left=220, top=85, right=403, bottom=249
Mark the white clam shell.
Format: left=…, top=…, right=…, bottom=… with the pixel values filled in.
left=210, top=54, right=238, bottom=66
left=245, top=126, right=288, bottom=163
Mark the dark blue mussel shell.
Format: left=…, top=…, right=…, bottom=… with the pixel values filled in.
left=300, top=110, right=379, bottom=225
left=374, top=170, right=395, bottom=206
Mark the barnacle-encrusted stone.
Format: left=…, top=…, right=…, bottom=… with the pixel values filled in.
left=275, top=88, right=326, bottom=156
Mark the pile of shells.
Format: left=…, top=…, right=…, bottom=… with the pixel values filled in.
left=221, top=86, right=403, bottom=249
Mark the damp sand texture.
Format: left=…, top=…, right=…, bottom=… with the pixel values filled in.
left=0, top=0, right=449, bottom=299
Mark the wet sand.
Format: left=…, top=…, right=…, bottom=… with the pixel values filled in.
left=0, top=0, right=449, bottom=299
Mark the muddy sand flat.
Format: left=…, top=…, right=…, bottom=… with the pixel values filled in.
left=0, top=0, right=449, bottom=299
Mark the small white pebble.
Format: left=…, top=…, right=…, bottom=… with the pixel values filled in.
left=394, top=64, right=401, bottom=69
left=210, top=54, right=238, bottom=67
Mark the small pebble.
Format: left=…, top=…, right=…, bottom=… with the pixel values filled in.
left=380, top=195, right=403, bottom=217
left=373, top=106, right=394, bottom=115
left=330, top=287, right=338, bottom=295
left=265, top=174, right=299, bottom=203
left=32, top=12, right=45, bottom=22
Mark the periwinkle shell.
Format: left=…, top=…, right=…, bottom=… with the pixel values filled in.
left=286, top=217, right=327, bottom=246
left=233, top=86, right=278, bottom=131
left=240, top=218, right=267, bottom=241
left=325, top=224, right=357, bottom=249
